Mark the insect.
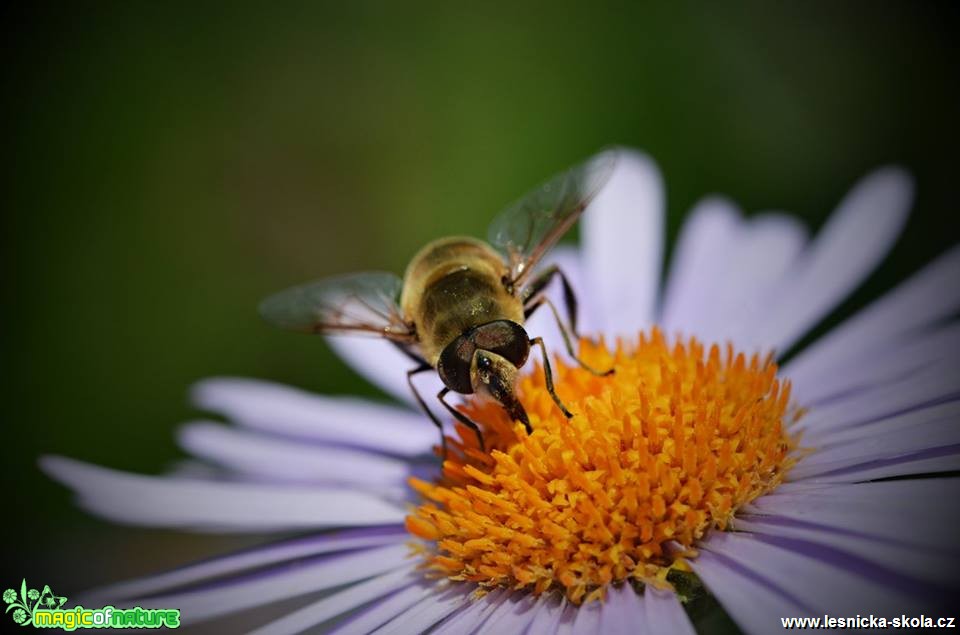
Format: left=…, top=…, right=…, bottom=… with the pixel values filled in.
left=260, top=149, right=618, bottom=453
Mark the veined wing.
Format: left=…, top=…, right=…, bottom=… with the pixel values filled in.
left=488, top=148, right=619, bottom=287
left=259, top=271, right=414, bottom=341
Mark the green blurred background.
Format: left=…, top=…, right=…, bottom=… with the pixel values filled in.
left=4, top=0, right=959, bottom=614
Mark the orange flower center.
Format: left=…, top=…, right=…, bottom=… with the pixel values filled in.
left=406, top=328, right=800, bottom=604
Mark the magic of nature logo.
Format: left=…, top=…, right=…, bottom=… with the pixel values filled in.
left=3, top=580, right=180, bottom=630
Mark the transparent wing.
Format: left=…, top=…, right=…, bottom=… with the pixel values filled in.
left=488, top=148, right=619, bottom=286
left=258, top=271, right=414, bottom=341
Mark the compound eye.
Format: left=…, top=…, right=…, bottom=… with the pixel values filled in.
left=437, top=335, right=475, bottom=394
left=473, top=320, right=530, bottom=368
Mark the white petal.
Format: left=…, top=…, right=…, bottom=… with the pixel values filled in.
left=789, top=322, right=960, bottom=407
left=330, top=581, right=438, bottom=635
left=246, top=567, right=419, bottom=635
left=700, top=531, right=932, bottom=615
left=697, top=213, right=808, bottom=350
left=146, top=543, right=411, bottom=623
left=785, top=244, right=960, bottom=387
left=582, top=150, right=664, bottom=338
left=644, top=587, right=695, bottom=635
left=746, top=479, right=960, bottom=551
left=40, top=455, right=405, bottom=531
left=177, top=422, right=410, bottom=490
left=600, top=584, right=648, bottom=635
left=690, top=549, right=805, bottom=635
left=372, top=585, right=472, bottom=635
left=733, top=517, right=959, bottom=587
left=326, top=336, right=433, bottom=407
left=85, top=527, right=407, bottom=601
left=751, top=167, right=913, bottom=353
left=192, top=378, right=436, bottom=457
left=660, top=197, right=742, bottom=335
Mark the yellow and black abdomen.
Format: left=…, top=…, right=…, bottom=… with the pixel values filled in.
left=401, top=236, right=523, bottom=365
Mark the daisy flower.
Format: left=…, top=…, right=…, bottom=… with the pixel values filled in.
left=42, top=150, right=959, bottom=633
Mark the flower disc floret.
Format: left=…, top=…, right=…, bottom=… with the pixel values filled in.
left=407, top=328, right=799, bottom=603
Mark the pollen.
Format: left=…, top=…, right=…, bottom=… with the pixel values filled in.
left=406, top=328, right=800, bottom=604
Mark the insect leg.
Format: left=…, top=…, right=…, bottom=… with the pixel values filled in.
left=406, top=364, right=448, bottom=457
left=527, top=297, right=615, bottom=377
left=530, top=336, right=574, bottom=419
left=436, top=388, right=487, bottom=451
left=521, top=264, right=581, bottom=338
left=392, top=341, right=429, bottom=365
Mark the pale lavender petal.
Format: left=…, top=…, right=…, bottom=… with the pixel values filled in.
left=750, top=167, right=913, bottom=353
left=523, top=594, right=565, bottom=635
left=246, top=566, right=419, bottom=635
left=795, top=361, right=960, bottom=435
left=177, top=422, right=410, bottom=491
left=330, top=581, right=438, bottom=635
left=432, top=588, right=509, bottom=635
left=570, top=596, right=601, bottom=635
left=814, top=400, right=960, bottom=446
left=477, top=592, right=540, bottom=634
left=785, top=244, right=960, bottom=389
left=690, top=548, right=808, bottom=635
left=545, top=246, right=599, bottom=335
left=659, top=197, right=742, bottom=335
left=697, top=213, right=808, bottom=350
left=372, top=585, right=472, bottom=635
left=140, top=543, right=411, bottom=623
left=85, top=526, right=406, bottom=601
left=789, top=322, right=960, bottom=407
left=600, top=584, right=647, bottom=635
left=807, top=454, right=960, bottom=482
left=40, top=455, right=405, bottom=531
left=192, top=378, right=436, bottom=456
left=733, top=516, right=959, bottom=587
left=746, top=479, right=960, bottom=551
left=326, top=335, right=422, bottom=406
left=164, top=459, right=226, bottom=480
left=554, top=601, right=579, bottom=635
left=582, top=150, right=664, bottom=338
left=644, top=586, right=695, bottom=635
left=790, top=402, right=960, bottom=480
left=700, top=531, right=930, bottom=616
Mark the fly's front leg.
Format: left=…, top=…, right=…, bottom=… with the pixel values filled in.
left=527, top=296, right=614, bottom=377
left=406, top=364, right=448, bottom=457
left=436, top=388, right=487, bottom=451
left=521, top=264, right=581, bottom=338
left=530, top=336, right=573, bottom=419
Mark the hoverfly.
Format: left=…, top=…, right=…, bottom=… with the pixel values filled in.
left=260, top=149, right=618, bottom=453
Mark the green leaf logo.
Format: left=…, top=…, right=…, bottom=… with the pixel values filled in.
left=2, top=579, right=67, bottom=627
